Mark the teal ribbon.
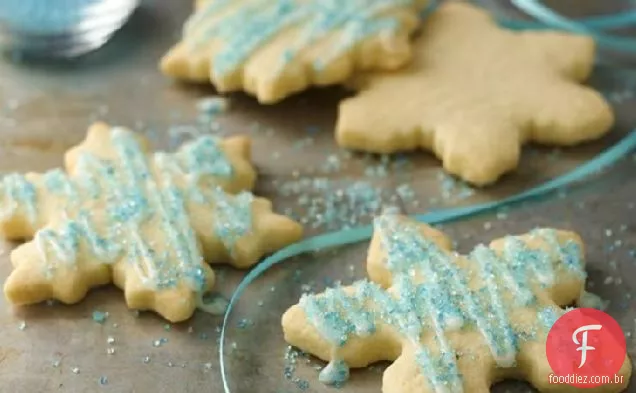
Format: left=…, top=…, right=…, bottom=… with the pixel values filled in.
left=508, top=0, right=636, bottom=52
left=220, top=2, right=636, bottom=391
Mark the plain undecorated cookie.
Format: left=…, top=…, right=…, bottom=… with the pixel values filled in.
left=0, top=123, right=303, bottom=322
left=160, top=0, right=429, bottom=103
left=282, top=214, right=631, bottom=393
left=336, top=2, right=614, bottom=186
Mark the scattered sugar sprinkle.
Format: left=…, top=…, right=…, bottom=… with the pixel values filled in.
left=237, top=319, right=252, bottom=329
left=98, top=376, right=108, bottom=386
left=293, top=137, right=315, bottom=151
left=438, top=171, right=475, bottom=201
left=18, top=321, right=26, bottom=331
left=196, top=96, right=230, bottom=115
left=52, top=359, right=61, bottom=368
left=277, top=178, right=393, bottom=231
left=164, top=324, right=172, bottom=332
left=283, top=346, right=310, bottom=390
left=107, top=336, right=115, bottom=345
left=71, top=367, right=80, bottom=375
left=107, top=347, right=116, bottom=355
left=153, top=338, right=168, bottom=348
left=143, top=356, right=151, bottom=364
left=204, top=362, right=213, bottom=370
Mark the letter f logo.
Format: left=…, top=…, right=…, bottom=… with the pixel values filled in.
left=572, top=324, right=602, bottom=368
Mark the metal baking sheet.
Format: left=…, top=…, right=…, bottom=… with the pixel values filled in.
left=0, top=0, right=634, bottom=392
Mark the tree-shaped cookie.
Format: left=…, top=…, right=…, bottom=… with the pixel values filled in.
left=0, top=123, right=303, bottom=322
left=160, top=0, right=429, bottom=104
left=282, top=214, right=632, bottom=392
left=336, top=2, right=614, bottom=186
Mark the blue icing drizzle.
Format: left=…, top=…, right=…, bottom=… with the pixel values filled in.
left=35, top=210, right=121, bottom=273
left=156, top=151, right=253, bottom=258
left=208, top=188, right=253, bottom=256
left=531, top=228, right=586, bottom=278
left=0, top=127, right=241, bottom=294
left=0, top=173, right=38, bottom=224
left=43, top=169, right=79, bottom=204
left=319, top=359, right=349, bottom=385
left=182, top=0, right=421, bottom=78
left=299, top=215, right=585, bottom=391
left=177, top=135, right=233, bottom=180
left=537, top=306, right=562, bottom=330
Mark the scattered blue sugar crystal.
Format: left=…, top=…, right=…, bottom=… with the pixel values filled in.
left=293, top=137, right=315, bottom=150
left=152, top=338, right=168, bottom=347
left=396, top=184, right=415, bottom=203
left=237, top=319, right=252, bottom=329
left=320, top=155, right=341, bottom=173
left=438, top=171, right=475, bottom=201
left=196, top=97, right=230, bottom=115
left=98, top=376, right=108, bottom=386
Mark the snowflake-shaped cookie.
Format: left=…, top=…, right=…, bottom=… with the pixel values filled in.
left=0, top=123, right=303, bottom=322
left=336, top=2, right=614, bottom=185
left=283, top=214, right=631, bottom=392
left=160, top=0, right=428, bottom=103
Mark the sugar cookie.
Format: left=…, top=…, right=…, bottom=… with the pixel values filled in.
left=336, top=2, right=614, bottom=186
left=1, top=123, right=303, bottom=322
left=160, top=0, right=428, bottom=103
left=282, top=214, right=631, bottom=392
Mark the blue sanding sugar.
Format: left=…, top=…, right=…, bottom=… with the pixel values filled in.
left=437, top=171, right=475, bottom=201
left=277, top=178, right=396, bottom=231
left=92, top=310, right=108, bottom=324
left=196, top=96, right=230, bottom=115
